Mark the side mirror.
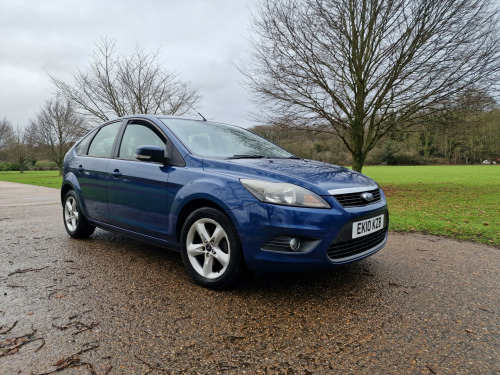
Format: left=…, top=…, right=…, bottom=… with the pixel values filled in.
left=135, top=145, right=169, bottom=165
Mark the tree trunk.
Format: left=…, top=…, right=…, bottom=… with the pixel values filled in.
left=350, top=118, right=366, bottom=173
left=351, top=152, right=366, bottom=173
left=56, top=159, right=63, bottom=176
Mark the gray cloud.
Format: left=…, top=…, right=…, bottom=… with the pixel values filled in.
left=0, top=0, right=259, bottom=127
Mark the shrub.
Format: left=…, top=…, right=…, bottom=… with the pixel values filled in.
left=0, top=162, right=21, bottom=171
left=34, top=160, right=58, bottom=171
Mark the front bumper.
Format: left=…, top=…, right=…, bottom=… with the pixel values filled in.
left=227, top=195, right=389, bottom=272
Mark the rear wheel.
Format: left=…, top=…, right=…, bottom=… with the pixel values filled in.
left=180, top=208, right=244, bottom=289
left=63, top=190, right=95, bottom=238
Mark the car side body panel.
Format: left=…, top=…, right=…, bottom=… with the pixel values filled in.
left=106, top=159, right=171, bottom=239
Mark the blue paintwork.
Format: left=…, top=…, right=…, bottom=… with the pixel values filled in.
left=62, top=115, right=388, bottom=272
left=202, top=158, right=375, bottom=196
left=76, top=157, right=111, bottom=222
left=106, top=159, right=171, bottom=239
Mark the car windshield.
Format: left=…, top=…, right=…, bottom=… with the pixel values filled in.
left=160, top=118, right=294, bottom=159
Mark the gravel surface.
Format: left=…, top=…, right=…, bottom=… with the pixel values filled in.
left=0, top=181, right=498, bottom=375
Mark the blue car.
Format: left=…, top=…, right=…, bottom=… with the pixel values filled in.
left=62, top=115, right=388, bottom=288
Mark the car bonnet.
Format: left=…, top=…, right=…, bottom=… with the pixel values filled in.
left=202, top=158, right=378, bottom=196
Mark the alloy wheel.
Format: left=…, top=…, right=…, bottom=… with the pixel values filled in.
left=64, top=196, right=79, bottom=232
left=185, top=218, right=231, bottom=279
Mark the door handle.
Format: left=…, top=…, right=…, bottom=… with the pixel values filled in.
left=110, top=169, right=122, bottom=178
left=77, top=165, right=84, bottom=173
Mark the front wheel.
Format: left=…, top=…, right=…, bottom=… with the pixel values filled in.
left=180, top=208, right=244, bottom=289
left=63, top=190, right=95, bottom=238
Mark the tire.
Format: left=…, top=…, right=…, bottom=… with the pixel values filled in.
left=180, top=208, right=244, bottom=289
left=63, top=190, right=95, bottom=238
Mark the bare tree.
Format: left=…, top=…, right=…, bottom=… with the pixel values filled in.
left=27, top=97, right=88, bottom=174
left=0, top=117, right=14, bottom=152
left=242, top=0, right=500, bottom=171
left=9, top=127, right=30, bottom=173
left=51, top=38, right=202, bottom=124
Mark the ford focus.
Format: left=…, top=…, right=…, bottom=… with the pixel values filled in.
left=61, top=115, right=388, bottom=288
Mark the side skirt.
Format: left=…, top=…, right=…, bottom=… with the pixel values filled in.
left=88, top=219, right=181, bottom=252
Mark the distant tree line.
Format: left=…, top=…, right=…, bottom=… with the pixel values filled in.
left=1, top=88, right=498, bottom=172
left=251, top=89, right=500, bottom=166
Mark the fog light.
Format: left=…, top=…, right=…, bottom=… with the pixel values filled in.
left=289, top=237, right=301, bottom=252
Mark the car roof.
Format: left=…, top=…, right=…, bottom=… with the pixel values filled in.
left=117, top=114, right=206, bottom=123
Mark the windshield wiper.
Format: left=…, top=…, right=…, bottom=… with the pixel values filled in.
left=227, top=154, right=266, bottom=159
left=263, top=156, right=301, bottom=159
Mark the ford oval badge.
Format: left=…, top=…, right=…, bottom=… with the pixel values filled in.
left=361, top=192, right=374, bottom=202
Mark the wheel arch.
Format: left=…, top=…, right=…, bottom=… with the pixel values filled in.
left=60, top=174, right=90, bottom=220
left=175, top=198, right=229, bottom=246
left=61, top=183, right=74, bottom=205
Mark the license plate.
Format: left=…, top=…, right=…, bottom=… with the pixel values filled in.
left=352, top=214, right=384, bottom=239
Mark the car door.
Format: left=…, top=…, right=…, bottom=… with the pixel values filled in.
left=77, top=121, right=123, bottom=223
left=106, top=120, right=171, bottom=239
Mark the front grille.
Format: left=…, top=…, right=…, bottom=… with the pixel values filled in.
left=333, top=189, right=381, bottom=207
left=327, top=228, right=387, bottom=262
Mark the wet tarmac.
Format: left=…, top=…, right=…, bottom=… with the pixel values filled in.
left=0, top=181, right=498, bottom=374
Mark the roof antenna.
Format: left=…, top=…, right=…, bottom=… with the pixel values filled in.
left=195, top=110, right=207, bottom=122
left=187, top=102, right=207, bottom=121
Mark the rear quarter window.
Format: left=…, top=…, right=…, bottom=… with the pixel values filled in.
left=74, top=129, right=97, bottom=156
left=87, top=121, right=122, bottom=158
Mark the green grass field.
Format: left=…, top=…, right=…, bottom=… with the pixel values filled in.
left=0, top=166, right=498, bottom=246
left=0, top=170, right=62, bottom=188
left=362, top=165, right=499, bottom=246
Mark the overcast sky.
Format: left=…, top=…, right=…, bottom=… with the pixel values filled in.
left=0, top=0, right=260, bottom=128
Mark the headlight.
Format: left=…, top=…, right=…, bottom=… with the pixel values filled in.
left=240, top=179, right=330, bottom=208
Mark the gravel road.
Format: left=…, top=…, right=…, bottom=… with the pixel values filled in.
left=0, top=181, right=498, bottom=375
